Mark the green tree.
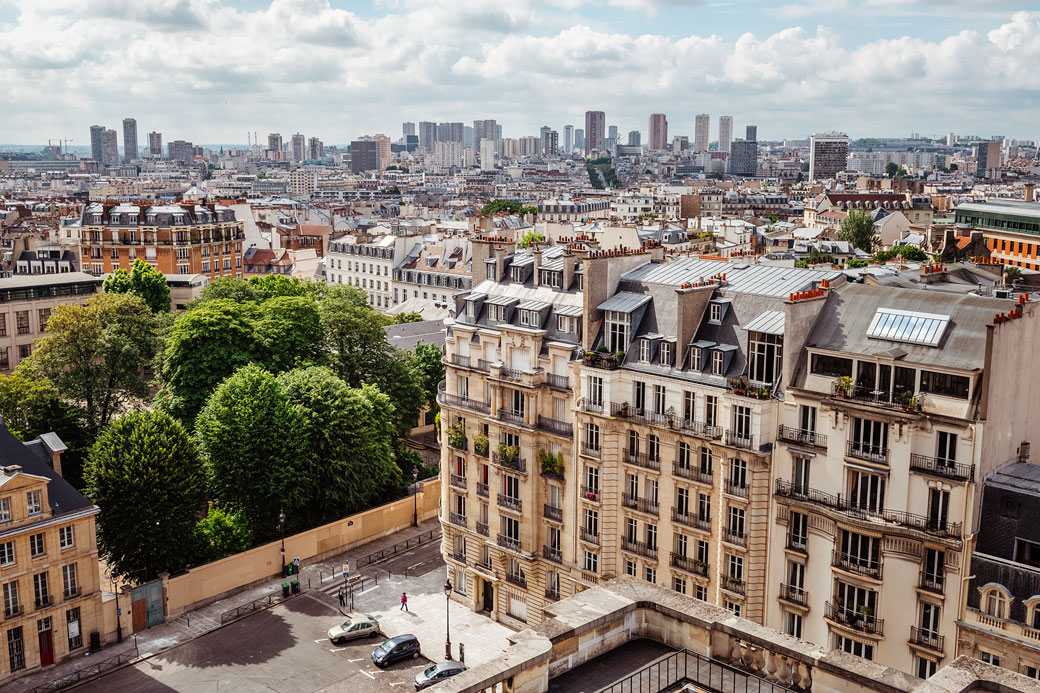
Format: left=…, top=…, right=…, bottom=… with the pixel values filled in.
left=158, top=299, right=259, bottom=425
left=247, top=274, right=314, bottom=301
left=872, top=245, right=928, bottom=263
left=190, top=277, right=258, bottom=306
left=389, top=312, right=424, bottom=324
left=86, top=410, right=206, bottom=578
left=195, top=364, right=312, bottom=540
left=411, top=342, right=444, bottom=413
left=193, top=505, right=253, bottom=563
left=103, top=258, right=171, bottom=312
left=253, top=296, right=323, bottom=372
left=278, top=367, right=402, bottom=524
left=26, top=293, right=157, bottom=437
left=884, top=162, right=900, bottom=178
left=480, top=200, right=524, bottom=215
left=518, top=231, right=545, bottom=247
left=837, top=209, right=880, bottom=253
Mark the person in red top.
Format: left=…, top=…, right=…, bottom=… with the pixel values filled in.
left=400, top=592, right=409, bottom=612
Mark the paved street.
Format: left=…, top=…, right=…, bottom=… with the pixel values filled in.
left=73, top=531, right=516, bottom=693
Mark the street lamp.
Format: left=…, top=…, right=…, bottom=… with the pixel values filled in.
left=278, top=509, right=286, bottom=573
left=443, top=578, right=453, bottom=660
left=112, top=572, right=123, bottom=644
left=412, top=467, right=420, bottom=527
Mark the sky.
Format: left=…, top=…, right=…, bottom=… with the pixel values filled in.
left=0, top=0, right=1038, bottom=146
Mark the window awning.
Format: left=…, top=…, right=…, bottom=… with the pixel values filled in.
left=742, top=310, right=785, bottom=336
left=597, top=292, right=652, bottom=313
left=552, top=304, right=584, bottom=318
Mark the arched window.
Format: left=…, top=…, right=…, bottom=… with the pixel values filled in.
left=981, top=584, right=1011, bottom=619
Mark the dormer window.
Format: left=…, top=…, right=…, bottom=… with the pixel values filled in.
left=639, top=339, right=652, bottom=363
left=660, top=342, right=673, bottom=366
left=709, top=303, right=723, bottom=324
left=128, top=215, right=138, bottom=224
left=92, top=214, right=101, bottom=224
left=519, top=309, right=539, bottom=327
left=689, top=348, right=701, bottom=371
left=605, top=310, right=631, bottom=353
left=486, top=264, right=496, bottom=281
left=173, top=215, right=184, bottom=224
left=0, top=497, right=9, bottom=522
left=557, top=315, right=578, bottom=334
left=711, top=350, right=725, bottom=375
left=511, top=266, right=525, bottom=283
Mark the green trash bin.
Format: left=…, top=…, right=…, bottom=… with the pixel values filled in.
left=281, top=582, right=290, bottom=598
left=291, top=579, right=300, bottom=594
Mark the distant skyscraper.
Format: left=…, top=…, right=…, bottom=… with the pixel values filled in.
left=437, top=122, right=464, bottom=144
left=539, top=125, right=550, bottom=144
left=100, top=129, right=119, bottom=165
left=808, top=131, right=849, bottom=182
left=308, top=136, right=324, bottom=160
left=608, top=125, right=618, bottom=141
left=976, top=141, right=1001, bottom=178
left=402, top=122, right=416, bottom=137
left=694, top=114, right=710, bottom=152
left=351, top=139, right=379, bottom=173
left=563, top=125, right=574, bottom=154
left=480, top=138, right=496, bottom=171
left=574, top=129, right=585, bottom=151
left=418, top=121, right=437, bottom=151
left=374, top=134, right=391, bottom=170
left=542, top=129, right=558, bottom=155
left=495, top=125, right=502, bottom=140
left=464, top=126, right=473, bottom=149
left=746, top=125, right=758, bottom=142
left=648, top=114, right=668, bottom=150
left=473, top=119, right=496, bottom=147
left=267, top=133, right=283, bottom=159
left=628, top=131, right=641, bottom=147
left=730, top=139, right=758, bottom=177
left=946, top=132, right=956, bottom=146
left=167, top=139, right=194, bottom=162
left=584, top=111, right=605, bottom=154
left=672, top=135, right=689, bottom=152
left=290, top=133, right=306, bottom=162
left=148, top=131, right=163, bottom=157
left=122, top=118, right=138, bottom=163
left=718, top=116, right=733, bottom=154
left=89, top=125, right=105, bottom=162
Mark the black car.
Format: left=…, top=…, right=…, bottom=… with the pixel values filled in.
left=372, top=634, right=421, bottom=668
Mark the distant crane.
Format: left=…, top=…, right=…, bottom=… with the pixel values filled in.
left=52, top=138, right=73, bottom=154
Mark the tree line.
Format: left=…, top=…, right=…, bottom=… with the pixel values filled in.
left=0, top=266, right=444, bottom=580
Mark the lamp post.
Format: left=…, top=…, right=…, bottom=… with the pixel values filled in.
left=278, top=509, right=286, bottom=573
left=412, top=468, right=420, bottom=527
left=112, top=572, right=123, bottom=644
left=443, top=578, right=453, bottom=660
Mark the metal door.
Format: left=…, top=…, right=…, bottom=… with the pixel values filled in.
left=482, top=582, right=494, bottom=612
left=131, top=579, right=165, bottom=629
left=38, top=630, right=53, bottom=667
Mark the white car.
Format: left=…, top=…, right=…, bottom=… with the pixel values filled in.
left=327, top=613, right=380, bottom=644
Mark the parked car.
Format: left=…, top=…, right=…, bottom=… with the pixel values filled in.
left=372, top=634, right=421, bottom=668
left=327, top=613, right=380, bottom=644
left=414, top=660, right=467, bottom=690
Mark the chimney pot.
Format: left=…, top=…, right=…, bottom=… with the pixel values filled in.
left=1019, top=441, right=1031, bottom=461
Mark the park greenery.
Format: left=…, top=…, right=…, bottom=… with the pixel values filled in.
left=102, top=258, right=171, bottom=312
left=480, top=199, right=537, bottom=216
left=0, top=274, right=444, bottom=577
left=837, top=209, right=880, bottom=253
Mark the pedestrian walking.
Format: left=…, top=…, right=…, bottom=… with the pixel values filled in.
left=338, top=588, right=345, bottom=607
left=400, top=592, right=409, bottom=612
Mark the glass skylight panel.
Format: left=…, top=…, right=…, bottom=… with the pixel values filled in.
left=866, top=308, right=949, bottom=347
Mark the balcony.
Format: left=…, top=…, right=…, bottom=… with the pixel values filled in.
left=64, top=587, right=81, bottom=600
left=622, top=493, right=659, bottom=516
left=476, top=521, right=489, bottom=537
left=544, top=587, right=560, bottom=601
left=910, top=626, right=944, bottom=653
left=492, top=449, right=527, bottom=474
left=450, top=474, right=467, bottom=490
left=542, top=546, right=563, bottom=564
left=34, top=595, right=53, bottom=609
left=447, top=354, right=474, bottom=369
left=670, top=555, right=708, bottom=576
left=831, top=550, right=882, bottom=579
left=497, top=493, right=522, bottom=513
left=621, top=537, right=658, bottom=560
left=439, top=390, right=492, bottom=415
left=545, top=373, right=570, bottom=390
left=832, top=381, right=924, bottom=414
left=671, top=508, right=711, bottom=533
left=724, top=479, right=749, bottom=499
left=910, top=454, right=974, bottom=482
left=623, top=451, right=661, bottom=472
left=580, top=444, right=601, bottom=459
left=724, top=430, right=760, bottom=452
left=578, top=397, right=604, bottom=415
left=543, top=504, right=562, bottom=522
left=498, top=367, right=526, bottom=383
left=476, top=482, right=489, bottom=498
left=474, top=438, right=489, bottom=458
left=775, top=479, right=963, bottom=539
left=724, top=531, right=747, bottom=548
left=449, top=512, right=467, bottom=528
left=582, top=351, right=621, bottom=370
left=677, top=418, right=724, bottom=440
left=497, top=408, right=528, bottom=427
left=496, top=533, right=522, bottom=553
left=611, top=402, right=671, bottom=429
left=537, top=415, right=573, bottom=438
left=447, top=435, right=468, bottom=452
left=919, top=571, right=944, bottom=594
left=777, top=425, right=827, bottom=449
left=580, top=528, right=600, bottom=545
left=4, top=605, right=24, bottom=619
left=448, top=552, right=467, bottom=565
left=824, top=601, right=883, bottom=636
left=580, top=485, right=600, bottom=502
left=722, top=578, right=745, bottom=596
left=846, top=440, right=889, bottom=465
left=505, top=571, right=527, bottom=588
left=779, top=583, right=808, bottom=606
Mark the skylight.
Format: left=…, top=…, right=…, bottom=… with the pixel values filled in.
left=866, top=308, right=950, bottom=347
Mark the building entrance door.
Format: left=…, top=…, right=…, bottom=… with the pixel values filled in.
left=38, top=629, right=53, bottom=667
left=482, top=581, right=494, bottom=613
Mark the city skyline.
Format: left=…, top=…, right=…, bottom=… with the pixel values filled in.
left=0, top=1, right=1038, bottom=143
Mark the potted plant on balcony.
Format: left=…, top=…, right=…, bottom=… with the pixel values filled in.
left=617, top=401, right=630, bottom=417
left=495, top=443, right=520, bottom=465
left=539, top=450, right=564, bottom=478
left=728, top=379, right=747, bottom=395
left=856, top=605, right=873, bottom=629
left=835, top=376, right=853, bottom=397
left=473, top=433, right=489, bottom=457
left=696, top=559, right=708, bottom=569
left=446, top=423, right=467, bottom=449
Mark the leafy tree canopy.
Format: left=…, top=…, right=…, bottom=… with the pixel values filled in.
left=480, top=199, right=528, bottom=215
left=871, top=245, right=928, bottom=263
left=103, top=258, right=171, bottom=313
left=518, top=231, right=545, bottom=247
left=837, top=209, right=880, bottom=253
left=412, top=342, right=445, bottom=413
left=86, top=410, right=206, bottom=579
left=193, top=505, right=253, bottom=564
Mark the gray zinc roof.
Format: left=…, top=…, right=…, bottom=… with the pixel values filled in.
left=598, top=292, right=652, bottom=313
left=622, top=258, right=840, bottom=298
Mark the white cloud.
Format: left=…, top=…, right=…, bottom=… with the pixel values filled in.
left=0, top=1, right=1036, bottom=143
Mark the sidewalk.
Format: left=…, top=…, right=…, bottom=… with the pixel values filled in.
left=8, top=518, right=443, bottom=693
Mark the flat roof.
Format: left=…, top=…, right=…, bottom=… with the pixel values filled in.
left=0, top=272, right=101, bottom=289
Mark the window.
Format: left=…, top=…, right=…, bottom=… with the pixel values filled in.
left=584, top=423, right=601, bottom=454
left=0, top=498, right=9, bottom=523
left=62, top=564, right=78, bottom=598
left=983, top=588, right=1009, bottom=619
left=709, top=303, right=723, bottom=323
left=729, top=458, right=747, bottom=489
left=639, top=339, right=652, bottom=362
left=700, top=448, right=713, bottom=477
left=653, top=385, right=666, bottom=415
left=16, top=310, right=30, bottom=335
left=980, top=651, right=1000, bottom=667
left=727, top=554, right=743, bottom=581
left=3, top=581, right=19, bottom=616
left=785, top=611, right=803, bottom=638
left=18, top=344, right=31, bottom=360
left=676, top=487, right=690, bottom=517
left=848, top=470, right=885, bottom=512
left=37, top=308, right=51, bottom=332
left=793, top=457, right=810, bottom=494
left=727, top=506, right=745, bottom=539
left=7, top=626, right=24, bottom=671
left=916, top=657, right=937, bottom=679
left=799, top=405, right=817, bottom=436
left=851, top=417, right=888, bottom=459
left=1024, top=665, right=1039, bottom=680
left=33, top=573, right=49, bottom=608
left=557, top=315, right=578, bottom=333
left=689, top=347, right=701, bottom=371
left=660, top=342, right=673, bottom=366
left=683, top=391, right=695, bottom=421
left=634, top=382, right=646, bottom=412
left=645, top=522, right=658, bottom=550
left=487, top=304, right=505, bottom=322
left=518, top=309, right=539, bottom=327
left=0, top=314, right=7, bottom=338
left=0, top=347, right=8, bottom=371
left=705, top=395, right=718, bottom=427
left=29, top=534, right=44, bottom=558
left=810, top=353, right=852, bottom=377
left=605, top=310, right=631, bottom=353
left=936, top=431, right=957, bottom=465
left=789, top=511, right=807, bottom=550
left=923, top=548, right=945, bottom=589
left=0, top=542, right=13, bottom=567
left=584, top=551, right=598, bottom=573
left=584, top=509, right=599, bottom=537
left=648, top=435, right=661, bottom=461
left=26, top=490, right=42, bottom=516
left=644, top=566, right=656, bottom=584
left=724, top=600, right=741, bottom=616
left=695, top=585, right=707, bottom=601
left=588, top=376, right=603, bottom=406
left=66, top=607, right=82, bottom=650
left=919, top=370, right=969, bottom=399
left=732, top=405, right=751, bottom=441
left=711, top=350, right=725, bottom=375
left=59, top=526, right=74, bottom=550
left=1016, top=540, right=1040, bottom=569
left=677, top=442, right=692, bottom=472
left=698, top=493, right=711, bottom=523
left=749, top=332, right=782, bottom=384
left=834, top=634, right=873, bottom=660
left=673, top=576, right=687, bottom=595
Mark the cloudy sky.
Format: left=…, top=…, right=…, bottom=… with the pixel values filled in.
left=1, top=0, right=1038, bottom=146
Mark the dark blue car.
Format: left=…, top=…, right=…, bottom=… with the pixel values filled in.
left=372, top=634, right=421, bottom=668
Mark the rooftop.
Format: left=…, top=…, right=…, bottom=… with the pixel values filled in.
left=621, top=257, right=841, bottom=297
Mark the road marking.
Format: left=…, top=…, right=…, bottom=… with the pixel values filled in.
left=361, top=671, right=375, bottom=679
left=348, top=658, right=364, bottom=662
left=314, top=639, right=328, bottom=643
left=406, top=562, right=424, bottom=571
left=389, top=682, right=407, bottom=687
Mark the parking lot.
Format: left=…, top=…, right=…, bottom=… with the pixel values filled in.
left=74, top=537, right=516, bottom=692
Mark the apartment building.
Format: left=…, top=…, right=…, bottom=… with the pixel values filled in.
left=325, top=230, right=421, bottom=310
left=0, top=424, right=103, bottom=685
left=0, top=273, right=102, bottom=373
left=768, top=284, right=1040, bottom=677
left=76, top=202, right=245, bottom=278
left=953, top=197, right=1040, bottom=271
left=392, top=238, right=471, bottom=313
left=958, top=447, right=1040, bottom=681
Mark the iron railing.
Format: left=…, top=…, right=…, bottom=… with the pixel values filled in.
left=824, top=601, right=883, bottom=635
left=354, top=529, right=440, bottom=570
left=476, top=521, right=489, bottom=537
left=496, top=533, right=522, bottom=553
left=621, top=537, right=658, bottom=560
left=537, top=415, right=573, bottom=437
left=580, top=528, right=600, bottom=545
left=910, top=626, right=944, bottom=652
left=449, top=512, right=467, bottom=527
left=497, top=408, right=527, bottom=427
left=545, top=373, right=570, bottom=390
left=722, top=578, right=746, bottom=595
left=832, top=550, right=882, bottom=579
left=622, top=493, right=659, bottom=515
left=779, top=583, right=808, bottom=606
left=450, top=474, right=467, bottom=490
left=505, top=570, right=527, bottom=588
left=543, top=504, right=563, bottom=522
left=724, top=479, right=750, bottom=499
left=777, top=425, right=827, bottom=448
left=476, top=482, right=489, bottom=498
left=580, top=443, right=602, bottom=459
left=492, top=450, right=527, bottom=473
left=439, top=392, right=491, bottom=414
left=597, top=647, right=791, bottom=693
left=581, top=485, right=600, bottom=501
left=910, top=453, right=974, bottom=481
left=496, top=493, right=522, bottom=513
left=724, top=531, right=747, bottom=548
left=919, top=570, right=944, bottom=594
left=542, top=546, right=563, bottom=563
left=623, top=451, right=662, bottom=471
left=670, top=555, right=708, bottom=576
left=846, top=439, right=889, bottom=465
left=22, top=643, right=140, bottom=693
